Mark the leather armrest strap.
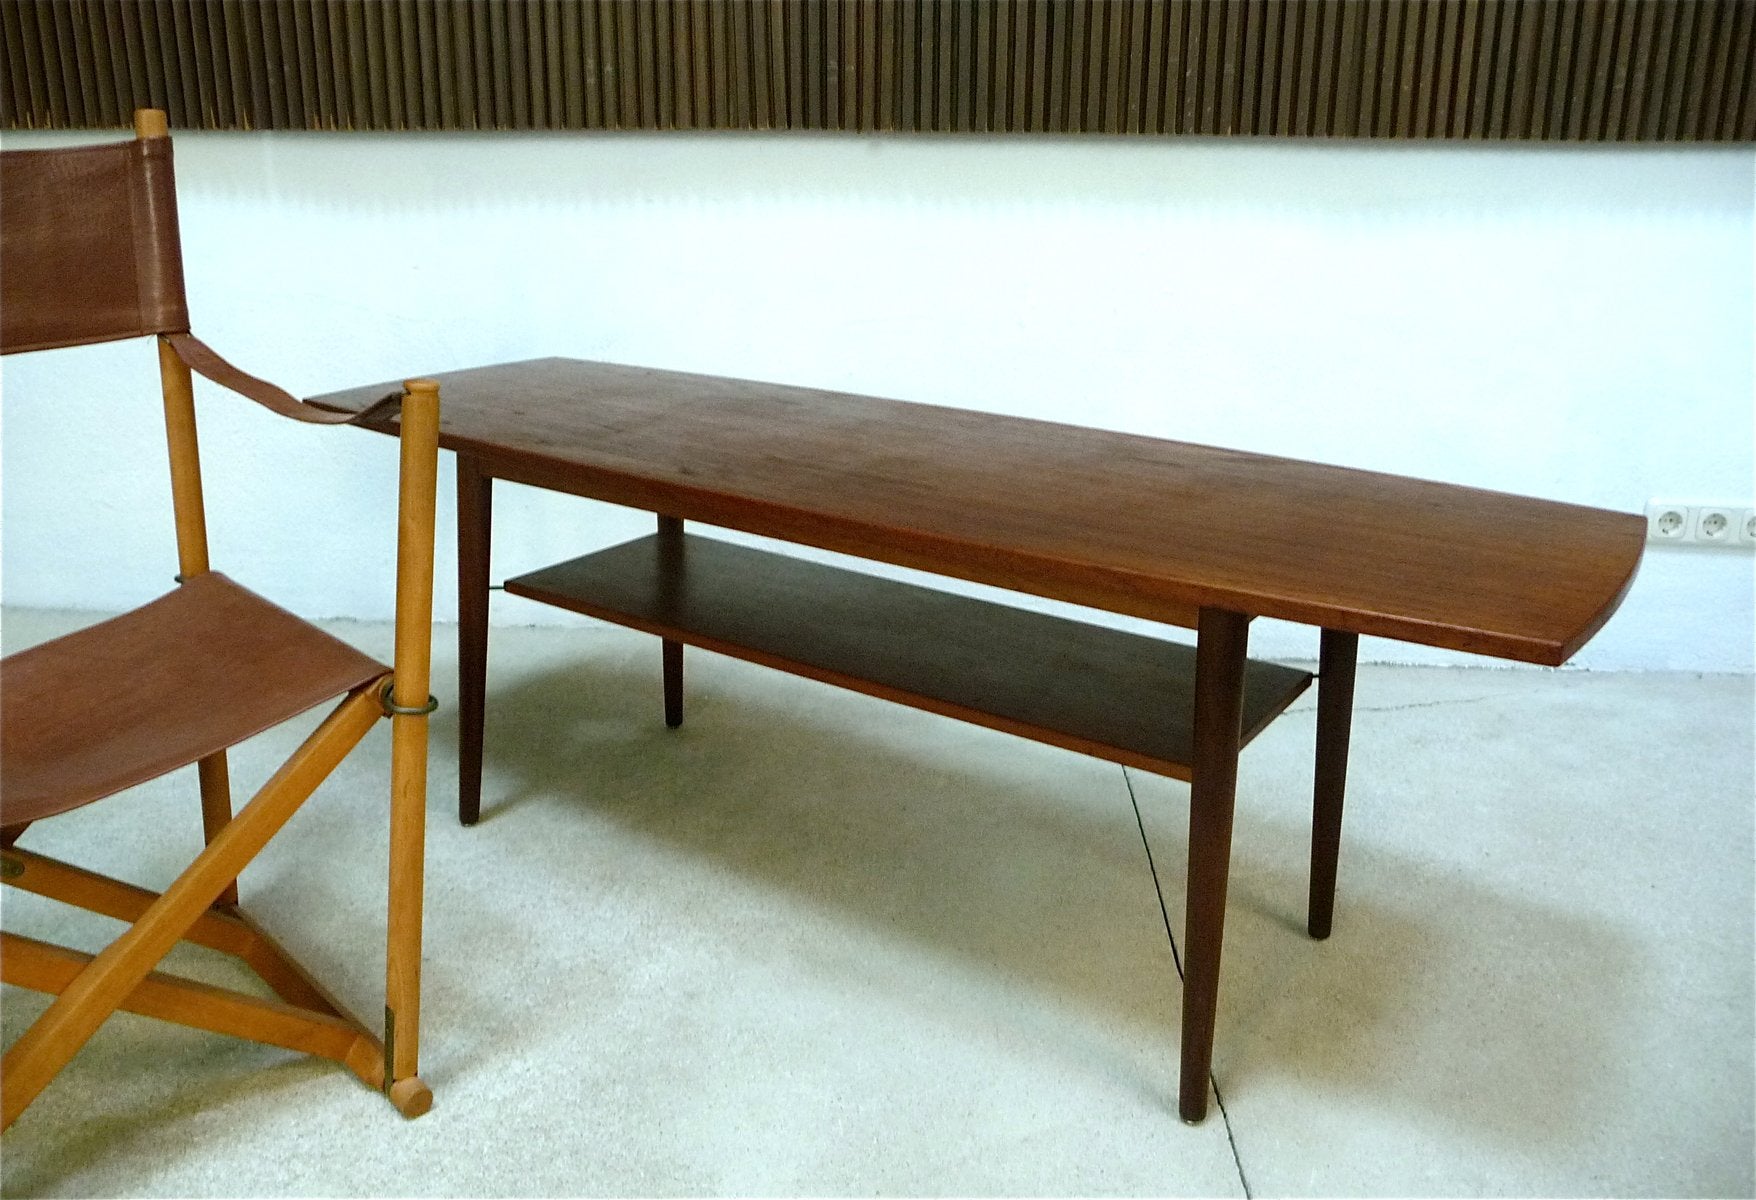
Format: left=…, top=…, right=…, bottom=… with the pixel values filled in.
left=168, top=333, right=398, bottom=427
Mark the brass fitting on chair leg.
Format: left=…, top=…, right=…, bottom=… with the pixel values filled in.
left=376, top=678, right=438, bottom=719
left=381, top=1004, right=432, bottom=1117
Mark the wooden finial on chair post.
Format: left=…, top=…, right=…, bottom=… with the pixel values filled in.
left=133, top=109, right=168, bottom=139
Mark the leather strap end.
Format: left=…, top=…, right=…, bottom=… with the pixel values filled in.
left=166, top=333, right=359, bottom=426
left=346, top=392, right=408, bottom=431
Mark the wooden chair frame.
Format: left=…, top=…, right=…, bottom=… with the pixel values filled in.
left=0, top=111, right=440, bottom=1130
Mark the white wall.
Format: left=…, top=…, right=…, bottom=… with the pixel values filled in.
left=2, top=129, right=1751, bottom=671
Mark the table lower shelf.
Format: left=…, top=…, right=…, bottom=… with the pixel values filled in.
left=505, top=534, right=1313, bottom=780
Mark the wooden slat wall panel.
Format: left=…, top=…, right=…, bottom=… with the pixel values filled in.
left=1, top=0, right=1749, bottom=139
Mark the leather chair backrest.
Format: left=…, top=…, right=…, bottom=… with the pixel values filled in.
left=1, top=137, right=190, bottom=356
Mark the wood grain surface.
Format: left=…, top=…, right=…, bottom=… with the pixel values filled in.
left=311, top=357, right=1644, bottom=666
left=505, top=532, right=1315, bottom=780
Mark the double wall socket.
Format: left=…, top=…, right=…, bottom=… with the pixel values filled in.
left=1645, top=502, right=1756, bottom=547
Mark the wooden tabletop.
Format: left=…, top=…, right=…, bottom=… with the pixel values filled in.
left=311, top=357, right=1644, bottom=666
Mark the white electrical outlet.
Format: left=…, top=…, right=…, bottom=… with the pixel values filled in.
left=1645, top=502, right=1693, bottom=542
left=1694, top=506, right=1738, bottom=544
left=1646, top=501, right=1756, bottom=548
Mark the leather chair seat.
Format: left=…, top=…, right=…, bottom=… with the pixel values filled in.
left=1, top=573, right=386, bottom=828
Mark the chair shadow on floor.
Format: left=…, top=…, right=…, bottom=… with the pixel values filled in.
left=0, top=1004, right=337, bottom=1196
left=436, top=635, right=1642, bottom=1152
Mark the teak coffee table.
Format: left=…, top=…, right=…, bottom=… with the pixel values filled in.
left=313, top=357, right=1645, bottom=1123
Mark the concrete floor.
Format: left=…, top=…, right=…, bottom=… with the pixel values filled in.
left=1, top=607, right=1751, bottom=1197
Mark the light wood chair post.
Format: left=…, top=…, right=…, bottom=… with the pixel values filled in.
left=137, top=108, right=240, bottom=908
left=383, top=379, right=440, bottom=1117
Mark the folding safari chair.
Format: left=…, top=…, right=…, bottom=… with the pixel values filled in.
left=0, top=110, right=440, bottom=1129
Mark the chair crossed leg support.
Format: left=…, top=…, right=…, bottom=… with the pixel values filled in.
left=0, top=933, right=382, bottom=1086
left=3, top=849, right=357, bottom=1029
left=0, top=680, right=432, bottom=1131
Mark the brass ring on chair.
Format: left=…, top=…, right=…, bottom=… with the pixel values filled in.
left=378, top=678, right=439, bottom=718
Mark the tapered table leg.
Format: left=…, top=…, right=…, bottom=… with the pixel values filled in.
left=1179, top=606, right=1249, bottom=1124
left=658, top=515, right=684, bottom=728
left=457, top=454, right=492, bottom=826
left=1308, top=628, right=1359, bottom=939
